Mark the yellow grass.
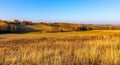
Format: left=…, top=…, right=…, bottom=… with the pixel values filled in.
left=0, top=30, right=120, bottom=65
left=1, top=30, right=120, bottom=39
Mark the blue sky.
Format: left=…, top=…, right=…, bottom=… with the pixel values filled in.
left=0, top=0, right=120, bottom=24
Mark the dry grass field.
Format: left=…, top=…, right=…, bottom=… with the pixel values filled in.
left=0, top=30, right=120, bottom=65
left=1, top=0, right=120, bottom=65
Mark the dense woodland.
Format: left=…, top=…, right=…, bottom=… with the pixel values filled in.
left=1, top=19, right=120, bottom=33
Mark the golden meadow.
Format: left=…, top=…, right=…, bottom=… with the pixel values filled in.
left=0, top=30, right=120, bottom=65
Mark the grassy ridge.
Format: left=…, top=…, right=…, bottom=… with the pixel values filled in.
left=1, top=19, right=120, bottom=33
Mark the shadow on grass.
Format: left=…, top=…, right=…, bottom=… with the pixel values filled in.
left=0, top=27, right=42, bottom=34
left=14, top=27, right=42, bottom=34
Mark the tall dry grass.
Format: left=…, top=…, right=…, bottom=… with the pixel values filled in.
left=0, top=35, right=120, bottom=65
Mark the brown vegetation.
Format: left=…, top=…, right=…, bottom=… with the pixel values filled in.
left=1, top=20, right=120, bottom=65
left=0, top=35, right=120, bottom=65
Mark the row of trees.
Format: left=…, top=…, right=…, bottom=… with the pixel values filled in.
left=13, top=19, right=33, bottom=25
left=0, top=20, right=33, bottom=33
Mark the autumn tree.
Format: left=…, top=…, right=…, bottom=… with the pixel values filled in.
left=14, top=19, right=20, bottom=24
left=0, top=20, right=8, bottom=32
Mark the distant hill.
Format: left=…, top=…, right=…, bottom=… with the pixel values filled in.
left=1, top=19, right=120, bottom=33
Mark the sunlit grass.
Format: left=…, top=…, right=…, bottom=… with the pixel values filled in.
left=1, top=30, right=120, bottom=39
left=1, top=30, right=120, bottom=65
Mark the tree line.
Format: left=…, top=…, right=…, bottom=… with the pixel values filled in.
left=1, top=19, right=120, bottom=33
left=0, top=19, right=33, bottom=33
